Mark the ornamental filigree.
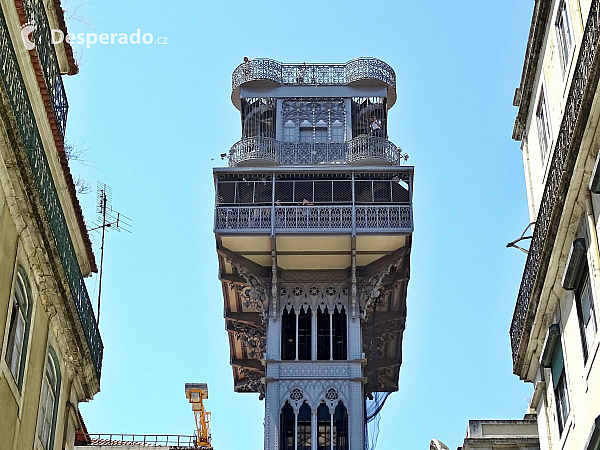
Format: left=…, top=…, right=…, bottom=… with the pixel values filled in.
left=287, top=388, right=305, bottom=412
left=229, top=261, right=270, bottom=321
left=324, top=388, right=340, bottom=413
left=359, top=260, right=402, bottom=320
left=230, top=322, right=266, bottom=359
left=280, top=283, right=348, bottom=314
left=363, top=317, right=403, bottom=359
left=281, top=98, right=346, bottom=127
left=238, top=369, right=265, bottom=399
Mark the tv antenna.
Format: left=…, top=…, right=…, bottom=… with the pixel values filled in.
left=88, top=181, right=132, bottom=324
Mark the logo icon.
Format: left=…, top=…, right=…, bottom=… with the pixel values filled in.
left=20, top=20, right=35, bottom=51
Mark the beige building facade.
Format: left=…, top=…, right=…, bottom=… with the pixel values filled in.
left=0, top=0, right=102, bottom=450
left=512, top=1, right=600, bottom=450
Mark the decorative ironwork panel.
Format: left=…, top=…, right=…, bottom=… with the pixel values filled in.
left=275, top=206, right=353, bottom=230
left=0, top=7, right=101, bottom=378
left=228, top=136, right=401, bottom=166
left=231, top=58, right=396, bottom=92
left=279, top=282, right=348, bottom=314
left=215, top=206, right=272, bottom=230
left=347, top=136, right=399, bottom=165
left=510, top=0, right=600, bottom=367
left=232, top=58, right=282, bottom=90
left=21, top=0, right=68, bottom=138
left=228, top=137, right=279, bottom=166
left=355, top=206, right=411, bottom=231
left=345, top=58, right=396, bottom=88
left=215, top=205, right=412, bottom=233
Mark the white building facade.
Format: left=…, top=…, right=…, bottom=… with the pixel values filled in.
left=512, top=2, right=600, bottom=450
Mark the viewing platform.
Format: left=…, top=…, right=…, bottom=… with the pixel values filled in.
left=231, top=58, right=397, bottom=108
left=228, top=135, right=403, bottom=167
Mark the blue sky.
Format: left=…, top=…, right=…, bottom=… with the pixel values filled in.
left=63, top=1, right=535, bottom=449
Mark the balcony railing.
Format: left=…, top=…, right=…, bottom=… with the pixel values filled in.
left=21, top=0, right=69, bottom=138
left=215, top=205, right=412, bottom=234
left=228, top=136, right=402, bottom=166
left=0, top=7, right=102, bottom=379
left=84, top=434, right=198, bottom=447
left=232, top=58, right=396, bottom=92
left=510, top=0, right=600, bottom=372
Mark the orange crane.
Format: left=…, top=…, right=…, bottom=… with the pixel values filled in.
left=185, top=383, right=212, bottom=449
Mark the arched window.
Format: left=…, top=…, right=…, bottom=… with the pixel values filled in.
left=317, top=308, right=330, bottom=360
left=297, top=403, right=311, bottom=450
left=333, top=403, right=348, bottom=450
left=37, top=348, right=61, bottom=449
left=298, top=308, right=312, bottom=360
left=332, top=307, right=347, bottom=360
left=331, top=121, right=345, bottom=143
left=5, top=266, right=32, bottom=389
left=282, top=308, right=296, bottom=360
left=280, top=402, right=295, bottom=450
left=317, top=403, right=331, bottom=450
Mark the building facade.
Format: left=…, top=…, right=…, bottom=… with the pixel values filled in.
left=0, top=1, right=103, bottom=449
left=511, top=1, right=600, bottom=450
left=213, top=58, right=413, bottom=450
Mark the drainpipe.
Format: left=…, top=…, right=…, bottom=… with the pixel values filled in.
left=61, top=374, right=74, bottom=450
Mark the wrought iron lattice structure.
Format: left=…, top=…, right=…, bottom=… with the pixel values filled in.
left=232, top=58, right=396, bottom=92
left=20, top=0, right=69, bottom=138
left=216, top=58, right=411, bottom=450
left=0, top=6, right=102, bottom=379
left=228, top=136, right=402, bottom=166
left=510, top=0, right=600, bottom=373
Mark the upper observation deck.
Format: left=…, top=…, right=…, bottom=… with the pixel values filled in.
left=231, top=58, right=397, bottom=109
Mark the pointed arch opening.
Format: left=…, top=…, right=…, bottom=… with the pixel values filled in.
left=332, top=307, right=347, bottom=360
left=282, top=307, right=296, bottom=360
left=280, top=402, right=295, bottom=450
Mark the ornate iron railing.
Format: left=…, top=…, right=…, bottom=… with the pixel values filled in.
left=215, top=205, right=412, bottom=233
left=228, top=136, right=401, bottom=166
left=510, top=0, right=600, bottom=369
left=232, top=58, right=396, bottom=92
left=0, top=7, right=102, bottom=379
left=85, top=434, right=198, bottom=447
left=21, top=0, right=68, bottom=138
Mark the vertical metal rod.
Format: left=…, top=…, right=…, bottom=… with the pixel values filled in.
left=351, top=172, right=356, bottom=235
left=295, top=411, right=298, bottom=450
left=295, top=310, right=299, bottom=361
left=97, top=190, right=107, bottom=324
left=330, top=413, right=334, bottom=450
left=329, top=310, right=333, bottom=361
left=311, top=310, right=317, bottom=361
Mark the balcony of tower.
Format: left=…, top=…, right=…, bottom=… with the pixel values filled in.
left=229, top=58, right=400, bottom=168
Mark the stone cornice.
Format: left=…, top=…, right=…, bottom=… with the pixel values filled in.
left=512, top=0, right=553, bottom=141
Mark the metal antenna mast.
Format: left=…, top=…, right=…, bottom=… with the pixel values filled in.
left=89, top=181, right=132, bottom=324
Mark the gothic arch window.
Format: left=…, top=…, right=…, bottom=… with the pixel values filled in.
left=317, top=403, right=331, bottom=450
left=283, top=120, right=297, bottom=143
left=298, top=308, right=312, bottom=360
left=333, top=307, right=347, bottom=360
left=333, top=403, right=349, bottom=450
left=282, top=307, right=296, bottom=360
left=5, top=266, right=32, bottom=389
left=280, top=402, right=295, bottom=450
left=37, top=348, right=61, bottom=450
left=331, top=121, right=344, bottom=142
left=297, top=403, right=312, bottom=450
left=317, top=307, right=330, bottom=360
